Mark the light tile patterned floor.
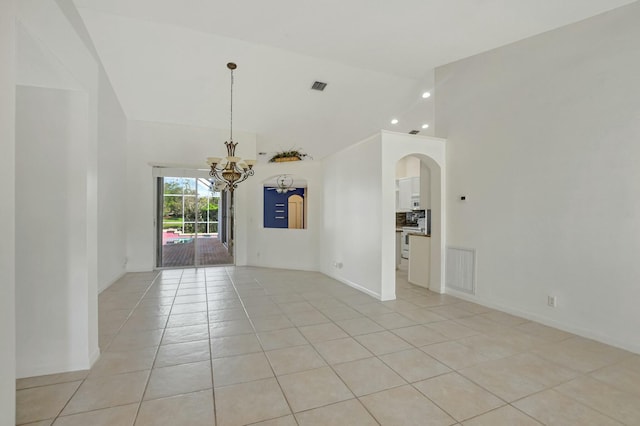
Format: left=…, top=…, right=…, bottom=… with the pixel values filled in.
left=16, top=266, right=640, bottom=425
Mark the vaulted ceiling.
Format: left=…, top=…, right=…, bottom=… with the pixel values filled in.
left=73, top=0, right=635, bottom=159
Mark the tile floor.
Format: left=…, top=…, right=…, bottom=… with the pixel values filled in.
left=16, top=265, right=640, bottom=425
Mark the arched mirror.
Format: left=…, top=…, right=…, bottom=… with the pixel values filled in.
left=263, top=175, right=307, bottom=229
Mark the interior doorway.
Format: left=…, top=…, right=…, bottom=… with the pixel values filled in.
left=287, top=194, right=304, bottom=229
left=156, top=176, right=233, bottom=267
left=389, top=151, right=443, bottom=297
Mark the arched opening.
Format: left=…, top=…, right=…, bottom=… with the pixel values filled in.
left=394, top=154, right=439, bottom=293
left=380, top=133, right=445, bottom=302
left=287, top=194, right=304, bottom=229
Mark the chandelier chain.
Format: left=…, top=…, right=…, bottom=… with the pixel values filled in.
left=229, top=67, right=233, bottom=141
left=207, top=62, right=254, bottom=193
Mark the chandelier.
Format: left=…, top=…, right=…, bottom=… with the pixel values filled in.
left=207, top=62, right=255, bottom=192
left=274, top=175, right=295, bottom=193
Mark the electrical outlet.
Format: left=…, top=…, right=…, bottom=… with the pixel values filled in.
left=547, top=295, right=557, bottom=307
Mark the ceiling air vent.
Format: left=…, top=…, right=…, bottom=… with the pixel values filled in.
left=409, top=130, right=420, bottom=135
left=311, top=81, right=327, bottom=91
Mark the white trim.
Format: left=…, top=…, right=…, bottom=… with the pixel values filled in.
left=98, top=271, right=126, bottom=294
left=89, top=347, right=101, bottom=369
left=326, top=273, right=382, bottom=300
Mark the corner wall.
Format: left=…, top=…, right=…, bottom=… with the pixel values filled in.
left=320, top=132, right=447, bottom=300
left=321, top=134, right=384, bottom=298
left=0, top=0, right=16, bottom=422
left=97, top=72, right=128, bottom=291
left=14, top=0, right=127, bottom=377
left=436, top=2, right=640, bottom=352
left=16, top=86, right=93, bottom=376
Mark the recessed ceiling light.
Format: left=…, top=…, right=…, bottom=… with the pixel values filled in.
left=422, top=91, right=431, bottom=99
left=421, top=124, right=429, bottom=129
left=391, top=119, right=399, bottom=124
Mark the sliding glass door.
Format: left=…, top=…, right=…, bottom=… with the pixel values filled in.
left=156, top=176, right=232, bottom=268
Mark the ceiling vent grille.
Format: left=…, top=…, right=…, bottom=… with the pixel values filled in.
left=311, top=81, right=327, bottom=91
left=409, top=130, right=420, bottom=135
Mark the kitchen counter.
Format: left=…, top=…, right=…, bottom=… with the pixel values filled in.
left=406, top=232, right=430, bottom=237
left=408, top=234, right=430, bottom=288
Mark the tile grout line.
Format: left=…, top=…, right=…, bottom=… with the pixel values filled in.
left=131, top=268, right=183, bottom=425
left=44, top=272, right=162, bottom=425
left=204, top=266, right=231, bottom=425
left=18, top=267, right=640, bottom=425
left=249, top=276, right=383, bottom=425
left=233, top=271, right=302, bottom=425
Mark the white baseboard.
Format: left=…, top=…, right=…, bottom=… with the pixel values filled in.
left=17, top=358, right=92, bottom=379
left=445, top=287, right=640, bottom=355
left=89, top=346, right=101, bottom=368
left=325, top=272, right=382, bottom=300
left=98, top=270, right=127, bottom=294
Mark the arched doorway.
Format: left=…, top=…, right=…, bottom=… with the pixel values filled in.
left=380, top=132, right=446, bottom=301
left=287, top=194, right=304, bottom=229
left=394, top=155, right=437, bottom=293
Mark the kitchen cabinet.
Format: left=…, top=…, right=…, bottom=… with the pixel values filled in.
left=397, top=177, right=419, bottom=211
left=408, top=234, right=430, bottom=288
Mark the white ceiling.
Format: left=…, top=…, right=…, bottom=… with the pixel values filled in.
left=73, top=0, right=635, bottom=159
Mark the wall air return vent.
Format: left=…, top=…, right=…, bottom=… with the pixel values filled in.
left=408, top=130, right=420, bottom=135
left=446, top=246, right=476, bottom=294
left=311, top=81, right=327, bottom=91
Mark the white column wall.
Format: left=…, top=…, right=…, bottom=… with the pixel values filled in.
left=436, top=2, right=640, bottom=352
left=16, top=87, right=94, bottom=376
left=13, top=0, right=127, bottom=376
left=0, top=0, right=16, bottom=422
left=320, top=132, right=446, bottom=300
left=321, top=134, right=385, bottom=298
left=97, top=72, right=128, bottom=291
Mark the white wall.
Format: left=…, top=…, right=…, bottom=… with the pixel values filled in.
left=97, top=72, right=128, bottom=291
left=16, top=86, right=94, bottom=376
left=13, top=0, right=127, bottom=376
left=126, top=120, right=257, bottom=271
left=321, top=134, right=384, bottom=298
left=0, top=0, right=16, bottom=422
left=436, top=2, right=640, bottom=352
left=244, top=161, right=323, bottom=271
left=395, top=156, right=420, bottom=179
